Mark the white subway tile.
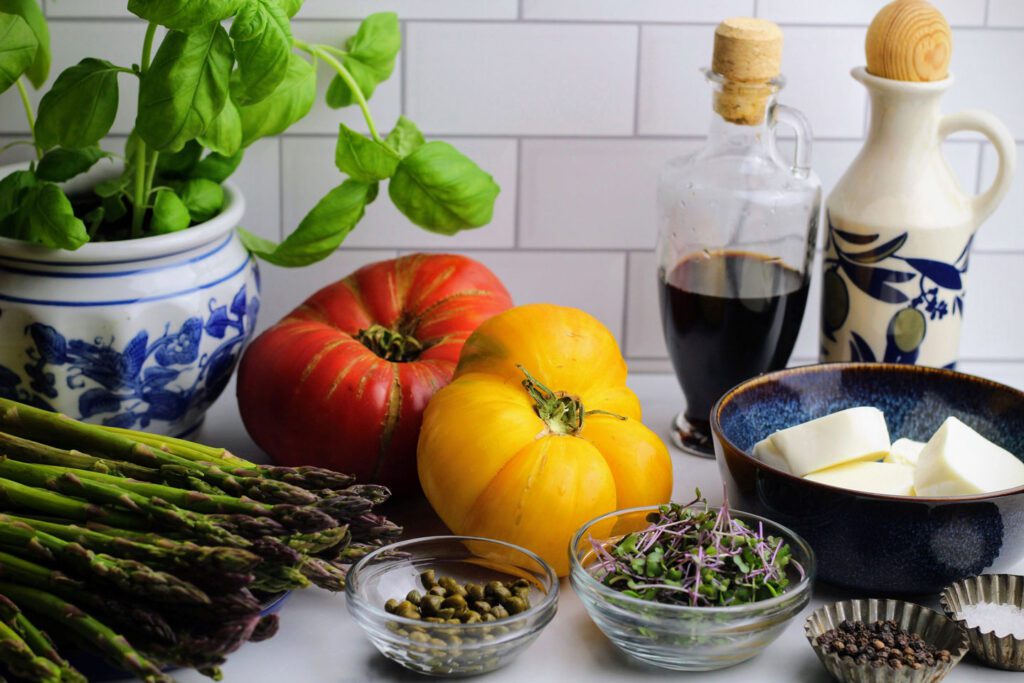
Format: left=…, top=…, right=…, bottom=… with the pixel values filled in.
left=625, top=251, right=666, bottom=358
left=0, top=22, right=156, bottom=136
left=944, top=30, right=1024, bottom=141
left=988, top=0, right=1024, bottom=27
left=637, top=26, right=714, bottom=136
left=256, top=250, right=397, bottom=334
left=231, top=139, right=281, bottom=242
left=976, top=142, right=1024, bottom=251
left=959, top=253, right=1024, bottom=359
left=758, top=0, right=985, bottom=26
left=523, top=0, right=753, bottom=22
left=281, top=137, right=516, bottom=249
left=46, top=0, right=132, bottom=17
left=519, top=138, right=701, bottom=249
left=405, top=23, right=638, bottom=135
left=297, top=1, right=517, bottom=19
left=288, top=22, right=401, bottom=135
left=408, top=250, right=628, bottom=340
left=638, top=26, right=866, bottom=138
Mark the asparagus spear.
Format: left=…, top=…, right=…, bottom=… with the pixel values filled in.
left=0, top=477, right=145, bottom=529
left=0, top=521, right=212, bottom=605
left=0, top=595, right=84, bottom=683
left=0, top=618, right=62, bottom=682
left=0, top=581, right=173, bottom=683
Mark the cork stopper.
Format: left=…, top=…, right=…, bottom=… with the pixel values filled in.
left=866, top=0, right=952, bottom=81
left=711, top=18, right=784, bottom=125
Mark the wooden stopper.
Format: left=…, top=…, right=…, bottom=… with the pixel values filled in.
left=711, top=18, right=783, bottom=125
left=866, top=0, right=952, bottom=81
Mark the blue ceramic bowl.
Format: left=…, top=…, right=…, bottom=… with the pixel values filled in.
left=711, top=362, right=1024, bottom=594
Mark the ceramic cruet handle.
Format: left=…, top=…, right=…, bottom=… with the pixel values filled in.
left=938, top=109, right=1017, bottom=225
left=770, top=103, right=814, bottom=178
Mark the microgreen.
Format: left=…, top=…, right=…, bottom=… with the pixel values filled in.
left=591, top=490, right=802, bottom=607
left=0, top=2, right=499, bottom=263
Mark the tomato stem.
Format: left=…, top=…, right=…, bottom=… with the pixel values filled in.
left=517, top=365, right=625, bottom=436
left=356, top=324, right=423, bottom=362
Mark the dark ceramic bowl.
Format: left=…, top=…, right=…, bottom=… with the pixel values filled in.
left=711, top=362, right=1024, bottom=594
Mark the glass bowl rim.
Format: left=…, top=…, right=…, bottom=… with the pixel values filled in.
left=569, top=503, right=816, bottom=615
left=346, top=534, right=560, bottom=632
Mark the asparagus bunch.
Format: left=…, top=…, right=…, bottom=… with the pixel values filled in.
left=0, top=397, right=401, bottom=682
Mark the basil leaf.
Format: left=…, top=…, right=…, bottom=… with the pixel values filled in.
left=177, top=177, right=224, bottom=222
left=325, top=12, right=399, bottom=109
left=0, top=0, right=49, bottom=87
left=388, top=141, right=500, bottom=234
left=36, top=146, right=109, bottom=182
left=0, top=169, right=36, bottom=220
left=334, top=123, right=399, bottom=183
left=236, top=53, right=315, bottom=146
left=192, top=149, right=244, bottom=182
left=0, top=12, right=36, bottom=94
left=156, top=139, right=203, bottom=178
left=276, top=0, right=302, bottom=17
left=150, top=189, right=191, bottom=234
left=94, top=175, right=130, bottom=199
left=128, top=0, right=244, bottom=30
left=197, top=97, right=242, bottom=156
left=136, top=23, right=233, bottom=153
left=102, top=193, right=126, bottom=222
left=240, top=179, right=370, bottom=266
left=35, top=59, right=121, bottom=150
left=229, top=0, right=292, bottom=104
left=384, top=116, right=425, bottom=158
left=25, top=183, right=89, bottom=249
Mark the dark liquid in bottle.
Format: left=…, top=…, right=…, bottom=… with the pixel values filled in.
left=659, top=250, right=809, bottom=430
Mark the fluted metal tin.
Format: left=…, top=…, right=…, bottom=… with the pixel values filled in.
left=940, top=573, right=1024, bottom=671
left=805, top=599, right=968, bottom=683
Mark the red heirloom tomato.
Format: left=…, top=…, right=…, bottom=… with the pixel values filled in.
left=237, top=253, right=512, bottom=495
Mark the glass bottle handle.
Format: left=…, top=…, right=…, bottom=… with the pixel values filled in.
left=770, top=104, right=813, bottom=178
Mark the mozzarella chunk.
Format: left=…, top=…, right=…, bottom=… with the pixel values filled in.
left=766, top=407, right=891, bottom=477
left=751, top=437, right=791, bottom=473
left=885, top=438, right=926, bottom=467
left=914, top=417, right=1024, bottom=496
left=805, top=461, right=915, bottom=496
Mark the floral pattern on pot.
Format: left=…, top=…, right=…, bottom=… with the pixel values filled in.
left=822, top=216, right=970, bottom=368
left=0, top=283, right=258, bottom=433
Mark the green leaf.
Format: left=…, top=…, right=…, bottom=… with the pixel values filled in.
left=35, top=59, right=120, bottom=150
left=94, top=174, right=130, bottom=199
left=334, top=123, right=399, bottom=183
left=236, top=52, right=315, bottom=147
left=388, top=141, right=499, bottom=234
left=128, top=0, right=244, bottom=30
left=0, top=13, right=36, bottom=94
left=136, top=23, right=233, bottom=153
left=229, top=0, right=292, bottom=104
left=177, top=177, right=224, bottom=222
left=0, top=0, right=49, bottom=87
left=276, top=0, right=302, bottom=17
left=25, top=183, right=89, bottom=249
left=197, top=97, right=242, bottom=156
left=102, top=193, right=126, bottom=222
left=156, top=139, right=203, bottom=177
left=385, top=116, right=425, bottom=158
left=150, top=189, right=191, bottom=234
left=324, top=12, right=399, bottom=109
left=241, top=179, right=370, bottom=266
left=0, top=169, right=36, bottom=220
left=192, top=149, right=244, bottom=182
left=35, top=146, right=108, bottom=182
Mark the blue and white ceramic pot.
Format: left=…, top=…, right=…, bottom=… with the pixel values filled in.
left=0, top=162, right=259, bottom=437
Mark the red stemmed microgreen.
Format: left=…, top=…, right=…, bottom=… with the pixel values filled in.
left=589, top=489, right=802, bottom=607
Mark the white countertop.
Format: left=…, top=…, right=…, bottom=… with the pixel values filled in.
left=117, top=374, right=1023, bottom=683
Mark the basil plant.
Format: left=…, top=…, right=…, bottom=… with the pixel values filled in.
left=0, top=0, right=499, bottom=266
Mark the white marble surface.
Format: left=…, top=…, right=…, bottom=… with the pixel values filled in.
left=115, top=373, right=1023, bottom=683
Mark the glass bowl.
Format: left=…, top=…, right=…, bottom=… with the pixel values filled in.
left=570, top=504, right=815, bottom=671
left=346, top=535, right=558, bottom=677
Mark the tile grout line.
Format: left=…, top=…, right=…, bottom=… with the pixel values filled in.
left=277, top=137, right=285, bottom=241
left=974, top=142, right=986, bottom=195
left=632, top=25, right=643, bottom=136
left=984, top=0, right=992, bottom=26
left=513, top=137, right=523, bottom=248
left=753, top=0, right=760, bottom=18
left=620, top=253, right=633, bottom=354
left=400, top=21, right=408, bottom=117
left=518, top=0, right=524, bottom=20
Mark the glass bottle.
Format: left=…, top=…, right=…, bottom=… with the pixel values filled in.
left=656, top=18, right=821, bottom=457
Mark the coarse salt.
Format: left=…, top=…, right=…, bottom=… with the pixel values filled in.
left=959, top=602, right=1024, bottom=639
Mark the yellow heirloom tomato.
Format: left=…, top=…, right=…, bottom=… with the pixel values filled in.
left=417, top=304, right=673, bottom=575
